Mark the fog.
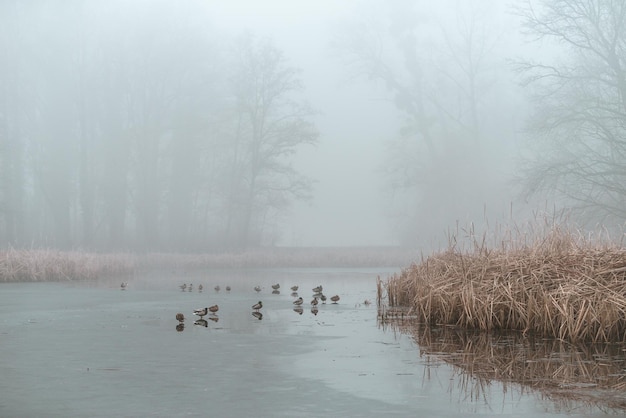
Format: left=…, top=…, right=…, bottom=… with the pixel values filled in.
left=2, top=0, right=620, bottom=252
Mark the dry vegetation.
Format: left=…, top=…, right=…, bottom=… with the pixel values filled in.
left=379, top=223, right=626, bottom=343
left=0, top=246, right=414, bottom=282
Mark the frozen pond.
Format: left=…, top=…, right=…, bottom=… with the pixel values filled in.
left=0, top=268, right=620, bottom=417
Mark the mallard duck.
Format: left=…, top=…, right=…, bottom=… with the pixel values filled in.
left=194, top=319, right=208, bottom=327
left=254, top=285, right=262, bottom=293
left=311, top=297, right=319, bottom=307
left=175, top=312, right=185, bottom=322
left=120, top=282, right=128, bottom=290
left=226, top=285, right=231, bottom=291
left=330, top=295, right=340, bottom=304
left=252, top=301, right=263, bottom=311
left=271, top=283, right=280, bottom=290
left=293, top=297, right=303, bottom=306
left=208, top=304, right=219, bottom=314
left=290, top=285, right=299, bottom=292
left=312, top=285, right=323, bottom=293
left=214, top=285, right=220, bottom=292
left=198, top=284, right=203, bottom=292
left=193, top=307, right=209, bottom=318
left=320, top=294, right=327, bottom=304
left=252, top=311, right=263, bottom=320
left=179, top=283, right=187, bottom=291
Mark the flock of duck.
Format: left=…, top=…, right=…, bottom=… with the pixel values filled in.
left=170, top=283, right=341, bottom=329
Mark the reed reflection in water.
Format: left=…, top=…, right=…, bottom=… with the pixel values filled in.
left=382, top=318, right=626, bottom=412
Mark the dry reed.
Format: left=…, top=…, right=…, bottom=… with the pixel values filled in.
left=380, top=223, right=626, bottom=343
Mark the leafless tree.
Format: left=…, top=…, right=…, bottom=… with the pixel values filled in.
left=518, top=0, right=626, bottom=227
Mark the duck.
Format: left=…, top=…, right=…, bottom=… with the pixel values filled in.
left=179, top=283, right=187, bottom=291
left=320, top=294, right=327, bottom=304
left=311, top=297, right=319, bottom=307
left=312, top=285, right=323, bottom=293
left=290, top=285, right=299, bottom=292
left=208, top=304, right=219, bottom=314
left=198, top=284, right=203, bottom=292
left=175, top=312, right=185, bottom=322
left=214, top=285, right=220, bottom=292
left=120, top=282, right=128, bottom=290
left=226, top=285, right=231, bottom=291
left=254, top=285, right=262, bottom=293
left=330, top=295, right=340, bottom=304
left=293, top=297, right=304, bottom=306
left=188, top=283, right=193, bottom=292
left=193, top=307, right=209, bottom=318
left=252, top=311, right=263, bottom=320
left=252, top=301, right=263, bottom=311
left=194, top=319, right=208, bottom=327
left=364, top=299, right=372, bottom=306
left=271, top=283, right=280, bottom=290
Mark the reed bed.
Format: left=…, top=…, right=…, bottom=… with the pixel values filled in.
left=380, top=225, right=626, bottom=343
left=0, top=248, right=136, bottom=282
left=0, top=246, right=414, bottom=282
left=386, top=320, right=626, bottom=412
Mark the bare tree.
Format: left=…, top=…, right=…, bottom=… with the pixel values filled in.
left=224, top=34, right=318, bottom=249
left=518, top=0, right=626, bottom=227
left=333, top=1, right=515, bottom=246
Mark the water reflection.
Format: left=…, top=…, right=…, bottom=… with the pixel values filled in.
left=385, top=319, right=626, bottom=412
left=293, top=306, right=303, bottom=315
left=208, top=316, right=219, bottom=323
left=272, top=290, right=280, bottom=295
left=176, top=323, right=185, bottom=332
left=251, top=311, right=263, bottom=320
left=194, top=319, right=208, bottom=327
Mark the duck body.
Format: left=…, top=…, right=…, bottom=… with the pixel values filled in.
left=293, top=297, right=303, bottom=306
left=176, top=312, right=185, bottom=322
left=208, top=304, right=219, bottom=314
left=330, top=295, right=340, bottom=303
left=252, top=301, right=263, bottom=311
left=271, top=283, right=280, bottom=290
left=193, top=307, right=209, bottom=318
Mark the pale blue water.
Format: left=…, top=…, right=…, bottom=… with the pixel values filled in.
left=0, top=268, right=619, bottom=417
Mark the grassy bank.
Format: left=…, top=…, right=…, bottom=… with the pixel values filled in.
left=379, top=224, right=626, bottom=343
left=0, top=246, right=415, bottom=282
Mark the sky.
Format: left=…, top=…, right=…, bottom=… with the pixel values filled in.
left=203, top=0, right=401, bottom=247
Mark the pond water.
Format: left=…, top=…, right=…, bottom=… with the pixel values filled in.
left=0, top=268, right=622, bottom=417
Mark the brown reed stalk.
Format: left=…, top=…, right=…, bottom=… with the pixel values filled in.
left=381, top=221, right=626, bottom=343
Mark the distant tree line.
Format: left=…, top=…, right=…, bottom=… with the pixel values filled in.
left=0, top=1, right=317, bottom=251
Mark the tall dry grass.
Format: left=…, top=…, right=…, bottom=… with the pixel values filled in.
left=380, top=223, right=626, bottom=343
left=0, top=249, right=136, bottom=282
left=0, top=246, right=414, bottom=282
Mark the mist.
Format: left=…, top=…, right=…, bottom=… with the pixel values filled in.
left=1, top=0, right=616, bottom=252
